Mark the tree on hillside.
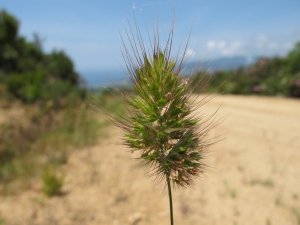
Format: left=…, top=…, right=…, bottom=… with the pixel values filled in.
left=286, top=42, right=300, bottom=74
left=47, top=50, right=79, bottom=85
left=0, top=9, right=80, bottom=84
left=0, top=9, right=85, bottom=104
left=0, top=10, right=20, bottom=73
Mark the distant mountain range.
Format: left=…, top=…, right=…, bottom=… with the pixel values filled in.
left=183, top=55, right=260, bottom=74
left=82, top=55, right=260, bottom=87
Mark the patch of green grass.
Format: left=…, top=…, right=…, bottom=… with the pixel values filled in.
left=42, top=169, right=63, bottom=197
left=250, top=178, right=274, bottom=188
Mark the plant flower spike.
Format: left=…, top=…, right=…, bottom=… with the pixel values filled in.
left=111, top=17, right=221, bottom=225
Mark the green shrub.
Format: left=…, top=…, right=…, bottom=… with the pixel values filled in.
left=42, top=169, right=63, bottom=197
left=3, top=70, right=86, bottom=106
left=5, top=71, right=45, bottom=102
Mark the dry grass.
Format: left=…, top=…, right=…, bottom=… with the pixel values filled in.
left=0, top=96, right=118, bottom=195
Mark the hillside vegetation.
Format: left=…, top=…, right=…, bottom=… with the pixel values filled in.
left=0, top=9, right=109, bottom=194
left=191, top=43, right=300, bottom=98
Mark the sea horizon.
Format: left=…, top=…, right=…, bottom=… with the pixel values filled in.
left=79, top=69, right=130, bottom=88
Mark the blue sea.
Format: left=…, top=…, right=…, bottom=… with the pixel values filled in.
left=80, top=70, right=130, bottom=88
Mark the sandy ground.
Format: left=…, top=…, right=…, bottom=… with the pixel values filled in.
left=0, top=95, right=300, bottom=225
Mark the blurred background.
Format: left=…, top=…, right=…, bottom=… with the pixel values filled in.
left=1, top=0, right=300, bottom=87
left=0, top=1, right=300, bottom=225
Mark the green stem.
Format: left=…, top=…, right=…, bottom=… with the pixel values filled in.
left=167, top=175, right=174, bottom=225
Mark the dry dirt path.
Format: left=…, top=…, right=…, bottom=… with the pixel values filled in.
left=0, top=95, right=300, bottom=225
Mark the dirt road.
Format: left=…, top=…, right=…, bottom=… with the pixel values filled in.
left=1, top=95, right=300, bottom=225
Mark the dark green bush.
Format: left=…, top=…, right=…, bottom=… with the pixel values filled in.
left=46, top=50, right=79, bottom=85
left=5, top=71, right=45, bottom=102
left=42, top=169, right=63, bottom=197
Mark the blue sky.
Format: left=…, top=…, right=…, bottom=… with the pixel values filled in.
left=1, top=0, right=300, bottom=74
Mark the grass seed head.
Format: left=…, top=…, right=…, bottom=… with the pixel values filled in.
left=114, top=16, right=219, bottom=189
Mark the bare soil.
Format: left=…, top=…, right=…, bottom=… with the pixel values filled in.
left=1, top=95, right=300, bottom=225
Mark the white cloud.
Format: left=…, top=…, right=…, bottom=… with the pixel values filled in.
left=205, top=39, right=245, bottom=56
left=185, top=48, right=195, bottom=57
left=255, top=35, right=280, bottom=49
left=204, top=34, right=297, bottom=59
left=256, top=34, right=268, bottom=42
left=207, top=40, right=216, bottom=49
left=222, top=41, right=244, bottom=56
left=251, top=35, right=294, bottom=56
left=267, top=41, right=279, bottom=49
left=218, top=41, right=226, bottom=49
